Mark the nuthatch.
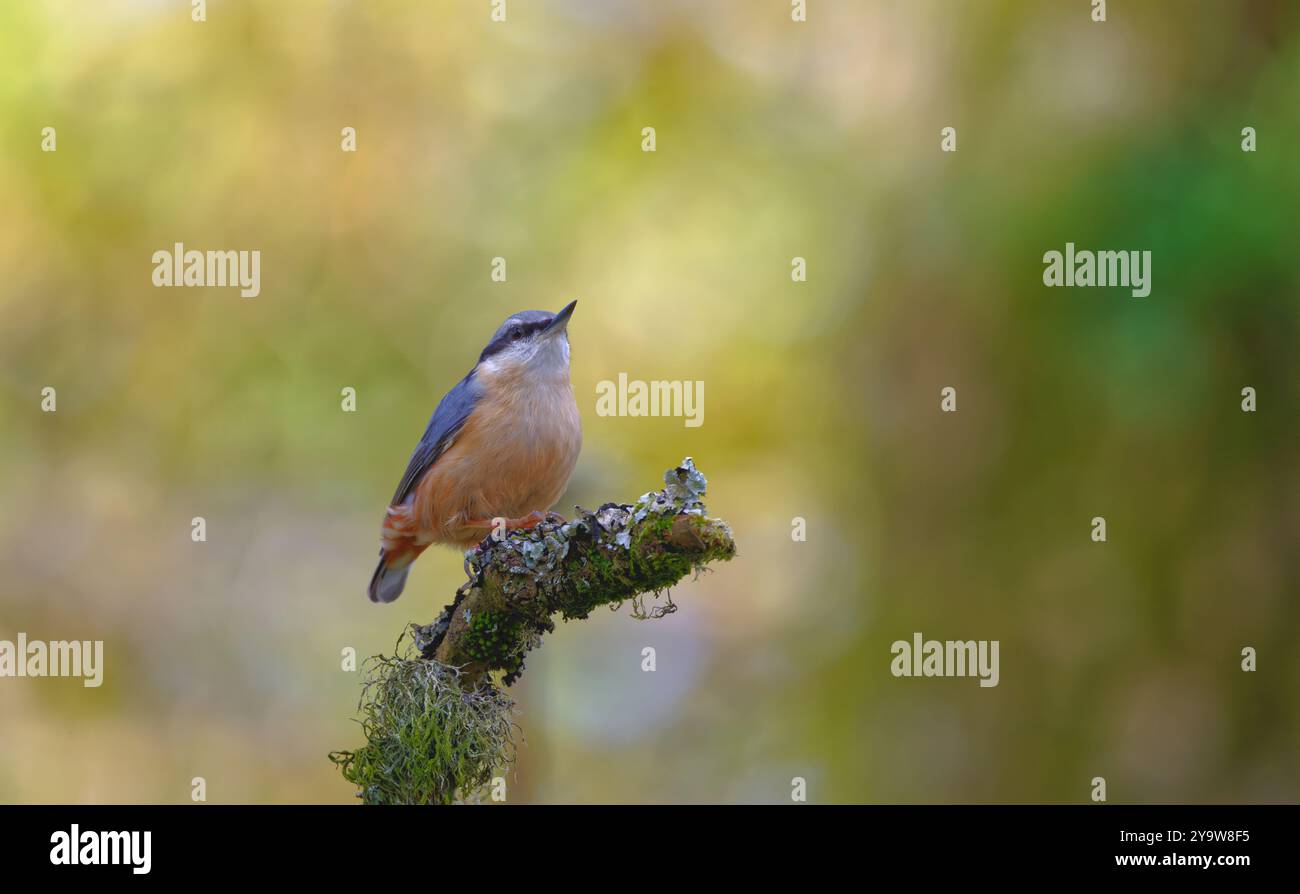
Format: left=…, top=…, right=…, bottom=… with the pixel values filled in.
left=368, top=301, right=581, bottom=603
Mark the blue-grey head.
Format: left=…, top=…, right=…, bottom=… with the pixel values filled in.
left=476, top=300, right=576, bottom=380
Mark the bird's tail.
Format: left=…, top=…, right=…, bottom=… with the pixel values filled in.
left=369, top=502, right=427, bottom=603
left=368, top=553, right=411, bottom=603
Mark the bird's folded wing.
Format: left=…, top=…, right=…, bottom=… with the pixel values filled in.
left=389, top=370, right=481, bottom=505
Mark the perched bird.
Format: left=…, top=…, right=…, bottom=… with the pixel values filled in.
left=368, top=300, right=582, bottom=603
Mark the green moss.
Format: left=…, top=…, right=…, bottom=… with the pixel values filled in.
left=461, top=609, right=532, bottom=678
left=448, top=506, right=736, bottom=664
left=555, top=545, right=629, bottom=620
left=329, top=638, right=517, bottom=805
left=628, top=518, right=693, bottom=586
left=545, top=512, right=732, bottom=622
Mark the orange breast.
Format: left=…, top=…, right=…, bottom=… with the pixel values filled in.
left=411, top=374, right=581, bottom=547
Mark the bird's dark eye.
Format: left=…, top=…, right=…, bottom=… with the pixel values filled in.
left=510, top=327, right=524, bottom=341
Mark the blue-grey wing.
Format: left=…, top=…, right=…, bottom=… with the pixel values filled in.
left=389, top=370, right=481, bottom=505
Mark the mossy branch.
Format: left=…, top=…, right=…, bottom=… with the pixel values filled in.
left=413, top=457, right=735, bottom=687
left=331, top=458, right=735, bottom=804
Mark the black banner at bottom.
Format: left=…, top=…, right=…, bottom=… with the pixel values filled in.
left=0, top=804, right=1285, bottom=880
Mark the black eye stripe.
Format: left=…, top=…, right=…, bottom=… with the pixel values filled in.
left=478, top=313, right=558, bottom=362
left=514, top=320, right=550, bottom=338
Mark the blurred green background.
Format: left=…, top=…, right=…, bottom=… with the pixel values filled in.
left=1, top=0, right=1297, bottom=804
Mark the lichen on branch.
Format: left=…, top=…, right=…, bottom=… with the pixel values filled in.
left=331, top=458, right=736, bottom=805
left=328, top=646, right=517, bottom=806
left=416, top=456, right=735, bottom=685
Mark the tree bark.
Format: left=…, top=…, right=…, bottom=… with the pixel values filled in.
left=411, top=458, right=735, bottom=688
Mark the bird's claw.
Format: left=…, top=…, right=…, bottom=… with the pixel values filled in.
left=456, top=551, right=479, bottom=597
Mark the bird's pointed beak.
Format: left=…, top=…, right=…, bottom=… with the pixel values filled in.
left=543, top=300, right=577, bottom=337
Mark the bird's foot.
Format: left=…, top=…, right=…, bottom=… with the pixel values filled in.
left=505, top=510, right=549, bottom=531
left=466, top=510, right=557, bottom=543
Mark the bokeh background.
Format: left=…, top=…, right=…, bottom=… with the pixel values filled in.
left=1, top=0, right=1297, bottom=804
